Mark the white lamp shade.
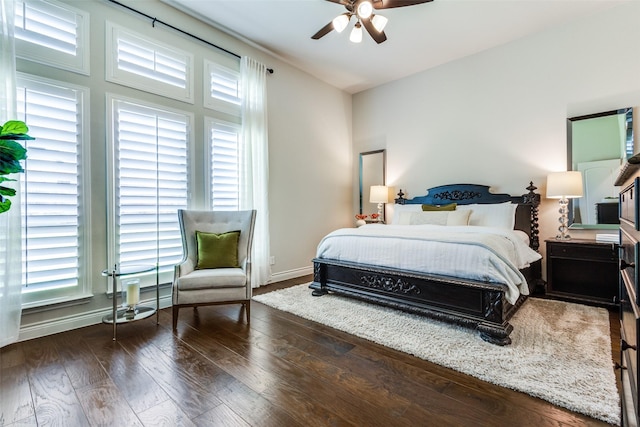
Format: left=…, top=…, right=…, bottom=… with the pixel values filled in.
left=372, top=15, right=388, bottom=32
left=332, top=14, right=349, bottom=33
left=357, top=1, right=373, bottom=19
left=350, top=23, right=363, bottom=43
left=546, top=171, right=583, bottom=199
left=370, top=185, right=390, bottom=203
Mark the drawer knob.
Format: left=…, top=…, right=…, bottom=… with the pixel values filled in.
left=622, top=339, right=637, bottom=351
left=620, top=260, right=636, bottom=270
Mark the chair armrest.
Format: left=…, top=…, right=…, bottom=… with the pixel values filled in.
left=175, top=258, right=195, bottom=279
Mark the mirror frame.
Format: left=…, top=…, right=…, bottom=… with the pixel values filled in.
left=359, top=149, right=386, bottom=220
left=567, top=107, right=633, bottom=226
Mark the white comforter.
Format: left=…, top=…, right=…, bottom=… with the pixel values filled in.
left=316, top=224, right=542, bottom=304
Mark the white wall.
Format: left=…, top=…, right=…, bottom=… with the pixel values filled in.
left=352, top=2, right=640, bottom=261
left=18, top=0, right=352, bottom=340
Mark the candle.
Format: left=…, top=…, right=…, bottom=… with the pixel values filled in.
left=126, top=281, right=140, bottom=306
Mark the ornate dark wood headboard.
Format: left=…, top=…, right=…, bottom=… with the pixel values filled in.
left=394, top=182, right=541, bottom=251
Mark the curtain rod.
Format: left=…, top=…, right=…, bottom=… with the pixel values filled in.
left=106, top=0, right=274, bottom=74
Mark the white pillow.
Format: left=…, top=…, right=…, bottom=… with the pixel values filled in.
left=390, top=204, right=422, bottom=225
left=396, top=210, right=471, bottom=226
left=456, top=202, right=517, bottom=229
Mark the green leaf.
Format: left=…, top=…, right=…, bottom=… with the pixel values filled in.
left=0, top=176, right=16, bottom=183
left=0, top=140, right=27, bottom=175
left=0, top=185, right=16, bottom=197
left=0, top=198, right=10, bottom=214
left=0, top=120, right=28, bottom=136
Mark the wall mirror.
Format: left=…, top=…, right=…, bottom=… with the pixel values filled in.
left=567, top=108, right=634, bottom=227
left=359, top=149, right=386, bottom=221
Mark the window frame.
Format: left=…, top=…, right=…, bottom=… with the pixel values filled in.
left=106, top=93, right=194, bottom=290
left=203, top=59, right=241, bottom=116
left=15, top=0, right=90, bottom=75
left=205, top=116, right=242, bottom=211
left=105, top=21, right=195, bottom=104
left=17, top=72, right=92, bottom=309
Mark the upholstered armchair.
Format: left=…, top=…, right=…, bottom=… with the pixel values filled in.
left=172, top=209, right=256, bottom=329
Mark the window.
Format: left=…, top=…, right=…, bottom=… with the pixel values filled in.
left=206, top=118, right=240, bottom=210
left=106, top=22, right=194, bottom=104
left=17, top=73, right=90, bottom=307
left=108, top=96, right=190, bottom=288
left=15, top=0, right=90, bottom=75
left=204, top=60, right=240, bottom=115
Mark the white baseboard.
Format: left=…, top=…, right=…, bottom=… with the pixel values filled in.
left=17, top=266, right=312, bottom=342
left=269, top=266, right=313, bottom=283
left=18, top=295, right=173, bottom=342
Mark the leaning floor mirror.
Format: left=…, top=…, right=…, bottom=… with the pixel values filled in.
left=359, top=149, right=386, bottom=222
left=568, top=108, right=634, bottom=229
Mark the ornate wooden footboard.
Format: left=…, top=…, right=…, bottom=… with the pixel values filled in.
left=309, top=183, right=542, bottom=346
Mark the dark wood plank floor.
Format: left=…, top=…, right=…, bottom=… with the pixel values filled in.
left=1, top=276, right=621, bottom=426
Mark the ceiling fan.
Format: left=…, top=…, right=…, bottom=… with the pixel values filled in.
left=312, top=0, right=433, bottom=44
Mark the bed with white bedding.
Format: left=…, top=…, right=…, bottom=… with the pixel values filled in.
left=309, top=183, right=542, bottom=345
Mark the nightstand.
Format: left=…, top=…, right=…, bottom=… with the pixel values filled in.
left=545, top=238, right=618, bottom=307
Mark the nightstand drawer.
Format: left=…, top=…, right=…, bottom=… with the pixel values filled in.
left=545, top=239, right=618, bottom=307
left=547, top=241, right=617, bottom=261
left=621, top=178, right=640, bottom=228
left=621, top=227, right=639, bottom=303
left=621, top=279, right=639, bottom=406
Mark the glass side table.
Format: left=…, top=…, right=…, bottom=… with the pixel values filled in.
left=102, top=264, right=159, bottom=341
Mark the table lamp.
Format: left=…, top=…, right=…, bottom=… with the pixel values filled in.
left=546, top=171, right=583, bottom=240
left=369, top=185, right=390, bottom=222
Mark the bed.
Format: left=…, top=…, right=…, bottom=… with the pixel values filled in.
left=309, top=183, right=542, bottom=345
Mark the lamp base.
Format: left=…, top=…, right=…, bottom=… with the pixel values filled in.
left=555, top=197, right=571, bottom=240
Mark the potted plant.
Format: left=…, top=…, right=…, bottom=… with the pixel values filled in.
left=0, top=120, right=32, bottom=213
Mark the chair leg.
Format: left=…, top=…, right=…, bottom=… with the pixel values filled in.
left=172, top=306, right=179, bottom=330
left=245, top=300, right=251, bottom=324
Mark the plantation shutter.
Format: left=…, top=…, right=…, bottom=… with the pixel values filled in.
left=106, top=22, right=193, bottom=103
left=204, top=61, right=240, bottom=115
left=17, top=77, right=84, bottom=299
left=208, top=119, right=240, bottom=210
left=113, top=100, right=188, bottom=284
left=210, top=65, right=240, bottom=105
left=116, top=37, right=187, bottom=89
left=14, top=0, right=89, bottom=74
left=15, top=0, right=77, bottom=54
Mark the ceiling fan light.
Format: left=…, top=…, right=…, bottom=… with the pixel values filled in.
left=357, top=1, right=373, bottom=19
left=372, top=15, right=388, bottom=33
left=332, top=14, right=349, bottom=33
left=350, top=22, right=363, bottom=43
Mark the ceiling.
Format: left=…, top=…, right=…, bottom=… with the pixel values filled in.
left=163, top=0, right=624, bottom=94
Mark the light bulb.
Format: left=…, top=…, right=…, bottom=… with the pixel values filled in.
left=357, top=1, right=373, bottom=19
left=350, top=22, right=363, bottom=43
left=332, top=14, right=349, bottom=33
left=372, top=15, right=388, bottom=32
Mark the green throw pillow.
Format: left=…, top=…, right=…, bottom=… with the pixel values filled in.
left=422, top=203, right=457, bottom=211
left=195, top=230, right=241, bottom=269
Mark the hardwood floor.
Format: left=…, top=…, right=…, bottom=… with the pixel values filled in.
left=1, top=276, right=621, bottom=426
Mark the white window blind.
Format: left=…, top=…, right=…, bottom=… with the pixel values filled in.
left=111, top=98, right=189, bottom=287
left=17, top=74, right=89, bottom=307
left=15, top=0, right=89, bottom=75
left=204, top=60, right=240, bottom=115
left=206, top=118, right=240, bottom=210
left=106, top=22, right=194, bottom=104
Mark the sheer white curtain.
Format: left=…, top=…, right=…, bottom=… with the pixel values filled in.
left=0, top=0, right=22, bottom=348
left=239, top=56, right=271, bottom=288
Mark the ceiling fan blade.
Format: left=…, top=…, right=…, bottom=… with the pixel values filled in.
left=361, top=17, right=387, bottom=44
left=372, top=0, right=433, bottom=9
left=311, top=21, right=335, bottom=40
left=325, top=0, right=352, bottom=6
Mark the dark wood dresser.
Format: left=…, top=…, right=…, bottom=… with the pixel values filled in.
left=620, top=177, right=640, bottom=426
left=545, top=238, right=618, bottom=307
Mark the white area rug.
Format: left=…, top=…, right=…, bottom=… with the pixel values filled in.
left=253, top=284, right=620, bottom=425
